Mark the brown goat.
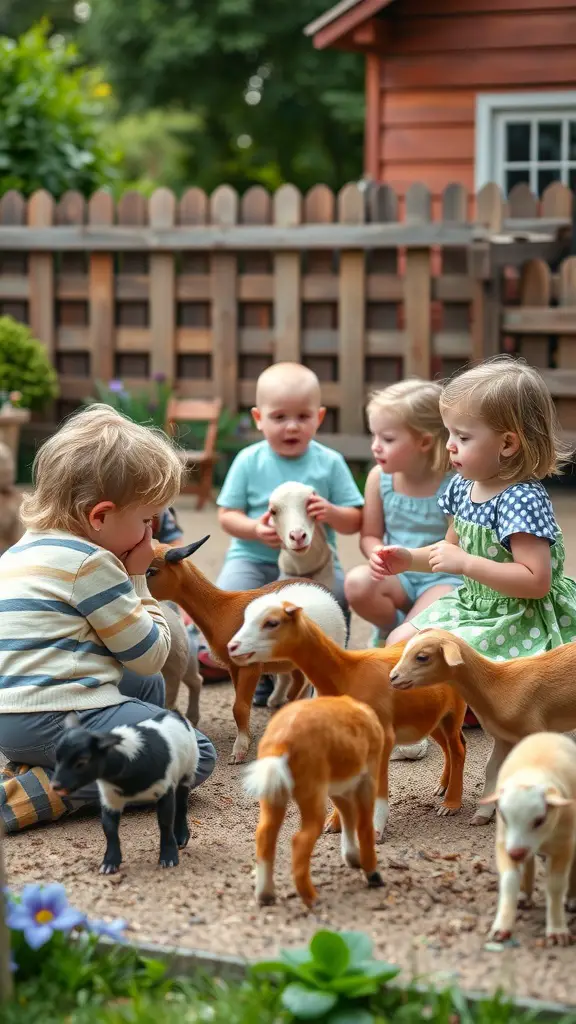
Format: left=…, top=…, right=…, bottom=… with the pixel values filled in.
left=147, top=538, right=334, bottom=763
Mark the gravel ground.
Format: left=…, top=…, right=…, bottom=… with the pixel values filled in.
left=5, top=492, right=576, bottom=1007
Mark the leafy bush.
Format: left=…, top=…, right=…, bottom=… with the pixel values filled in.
left=85, top=376, right=173, bottom=429
left=0, top=22, right=118, bottom=197
left=0, top=316, right=58, bottom=410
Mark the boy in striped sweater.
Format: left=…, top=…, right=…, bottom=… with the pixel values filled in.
left=0, top=404, right=216, bottom=831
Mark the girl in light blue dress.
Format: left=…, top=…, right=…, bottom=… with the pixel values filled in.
left=345, top=379, right=462, bottom=759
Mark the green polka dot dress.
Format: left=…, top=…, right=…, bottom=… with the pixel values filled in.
left=412, top=477, right=576, bottom=659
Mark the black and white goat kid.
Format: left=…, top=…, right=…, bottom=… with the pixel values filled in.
left=52, top=710, right=199, bottom=874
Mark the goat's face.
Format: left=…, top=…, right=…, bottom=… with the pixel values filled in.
left=268, top=482, right=316, bottom=553
left=227, top=600, right=301, bottom=664
left=146, top=536, right=210, bottom=601
left=481, top=782, right=572, bottom=863
left=389, top=629, right=463, bottom=689
left=52, top=714, right=122, bottom=796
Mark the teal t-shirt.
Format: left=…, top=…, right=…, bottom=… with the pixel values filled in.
left=217, top=439, right=364, bottom=566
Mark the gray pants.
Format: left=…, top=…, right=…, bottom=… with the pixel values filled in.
left=0, top=669, right=217, bottom=810
left=216, top=558, right=350, bottom=637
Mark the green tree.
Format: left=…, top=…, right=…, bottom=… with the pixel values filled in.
left=0, top=0, right=76, bottom=40
left=81, top=0, right=365, bottom=193
left=0, top=21, right=118, bottom=197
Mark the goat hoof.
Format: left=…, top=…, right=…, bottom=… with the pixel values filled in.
left=433, top=783, right=447, bottom=797
left=490, top=928, right=513, bottom=942
left=375, top=830, right=386, bottom=845
left=344, top=850, right=362, bottom=869
left=366, top=871, right=384, bottom=889
left=546, top=930, right=572, bottom=947
left=159, top=849, right=179, bottom=868
left=257, top=893, right=276, bottom=907
left=99, top=862, right=121, bottom=875
left=471, top=811, right=493, bottom=826
left=175, top=829, right=190, bottom=849
left=437, top=804, right=459, bottom=817
left=518, top=892, right=533, bottom=909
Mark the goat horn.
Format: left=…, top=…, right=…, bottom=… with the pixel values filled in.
left=165, top=535, right=210, bottom=563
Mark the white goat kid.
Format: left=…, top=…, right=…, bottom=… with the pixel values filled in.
left=268, top=482, right=335, bottom=591
left=228, top=582, right=346, bottom=708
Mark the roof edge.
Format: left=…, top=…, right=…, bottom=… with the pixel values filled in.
left=304, top=0, right=394, bottom=44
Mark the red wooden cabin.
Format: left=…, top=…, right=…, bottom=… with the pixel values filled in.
left=305, top=0, right=576, bottom=202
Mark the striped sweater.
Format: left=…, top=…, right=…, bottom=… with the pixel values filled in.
left=0, top=530, right=171, bottom=713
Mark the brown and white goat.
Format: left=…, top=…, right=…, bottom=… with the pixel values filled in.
left=389, top=628, right=576, bottom=825
left=243, top=694, right=385, bottom=908
left=228, top=600, right=467, bottom=838
left=146, top=538, right=346, bottom=763
left=480, top=732, right=576, bottom=945
left=161, top=602, right=203, bottom=726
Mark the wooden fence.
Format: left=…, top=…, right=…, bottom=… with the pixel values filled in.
left=0, top=179, right=572, bottom=450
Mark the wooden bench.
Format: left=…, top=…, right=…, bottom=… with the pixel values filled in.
left=166, top=397, right=222, bottom=509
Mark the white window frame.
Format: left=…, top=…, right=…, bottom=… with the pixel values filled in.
left=475, top=91, right=576, bottom=193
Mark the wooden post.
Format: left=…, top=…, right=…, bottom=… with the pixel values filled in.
left=0, top=823, right=13, bottom=1003
left=211, top=186, right=238, bottom=411
left=89, top=191, right=115, bottom=385
left=472, top=184, right=505, bottom=362
left=28, top=191, right=54, bottom=355
left=518, top=260, right=551, bottom=368
left=338, top=182, right=366, bottom=433
left=273, top=185, right=301, bottom=364
left=404, top=184, right=431, bottom=377
left=149, top=189, right=176, bottom=382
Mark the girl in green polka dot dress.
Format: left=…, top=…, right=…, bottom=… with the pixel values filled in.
left=373, top=357, right=576, bottom=659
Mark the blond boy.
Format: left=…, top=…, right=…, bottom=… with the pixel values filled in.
left=0, top=404, right=216, bottom=831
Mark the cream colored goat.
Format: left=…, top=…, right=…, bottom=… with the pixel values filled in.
left=147, top=538, right=345, bottom=763
left=161, top=602, right=203, bottom=726
left=268, top=482, right=334, bottom=591
left=480, top=733, right=576, bottom=946
left=389, top=628, right=576, bottom=825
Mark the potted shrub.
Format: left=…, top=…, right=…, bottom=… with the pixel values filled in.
left=0, top=317, right=59, bottom=458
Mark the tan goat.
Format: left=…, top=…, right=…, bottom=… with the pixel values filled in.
left=389, top=628, right=576, bottom=826
left=146, top=538, right=345, bottom=763
left=228, top=600, right=467, bottom=838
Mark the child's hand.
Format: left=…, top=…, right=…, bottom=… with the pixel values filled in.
left=307, top=493, right=332, bottom=523
left=255, top=510, right=282, bottom=548
left=429, top=541, right=466, bottom=576
left=123, top=525, right=155, bottom=575
left=369, top=545, right=412, bottom=580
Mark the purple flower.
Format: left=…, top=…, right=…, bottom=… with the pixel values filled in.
left=152, top=372, right=166, bottom=383
left=108, top=379, right=124, bottom=393
left=7, top=883, right=85, bottom=950
left=88, top=917, right=128, bottom=942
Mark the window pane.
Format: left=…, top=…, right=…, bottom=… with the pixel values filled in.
left=538, top=167, right=561, bottom=195
left=570, top=122, right=576, bottom=160
left=569, top=167, right=576, bottom=193
left=506, top=168, right=530, bottom=193
left=538, top=121, right=562, bottom=161
left=506, top=123, right=530, bottom=162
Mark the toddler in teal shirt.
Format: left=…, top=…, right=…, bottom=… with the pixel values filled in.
left=203, top=363, right=363, bottom=703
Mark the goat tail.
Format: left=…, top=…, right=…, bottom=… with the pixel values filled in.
left=243, top=754, right=293, bottom=804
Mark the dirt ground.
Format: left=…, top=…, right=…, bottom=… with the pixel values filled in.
left=5, top=492, right=576, bottom=1007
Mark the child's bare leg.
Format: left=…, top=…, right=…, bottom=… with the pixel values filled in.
left=385, top=584, right=454, bottom=647
left=344, top=566, right=408, bottom=629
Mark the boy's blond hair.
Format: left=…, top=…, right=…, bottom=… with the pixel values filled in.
left=440, top=356, right=573, bottom=481
left=21, top=404, right=183, bottom=533
left=367, top=378, right=450, bottom=473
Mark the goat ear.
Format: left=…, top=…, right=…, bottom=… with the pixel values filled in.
left=478, top=791, right=499, bottom=805
left=96, top=733, right=122, bottom=752
left=64, top=711, right=81, bottom=731
left=546, top=793, right=573, bottom=808
left=440, top=640, right=464, bottom=668
left=165, top=536, right=210, bottom=563
left=282, top=602, right=302, bottom=617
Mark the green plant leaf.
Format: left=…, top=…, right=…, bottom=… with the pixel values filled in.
left=250, top=960, right=290, bottom=976
left=350, top=961, right=400, bottom=981
left=328, top=976, right=381, bottom=997
left=281, top=983, right=338, bottom=1019
left=338, top=932, right=373, bottom=966
left=309, top=932, right=350, bottom=978
left=328, top=1011, right=374, bottom=1024
left=280, top=947, right=314, bottom=969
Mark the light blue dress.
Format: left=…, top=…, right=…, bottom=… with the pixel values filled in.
left=374, top=472, right=461, bottom=641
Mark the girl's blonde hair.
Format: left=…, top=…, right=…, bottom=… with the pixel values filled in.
left=366, top=378, right=449, bottom=472
left=21, top=404, right=183, bottom=533
left=440, top=356, right=573, bottom=480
